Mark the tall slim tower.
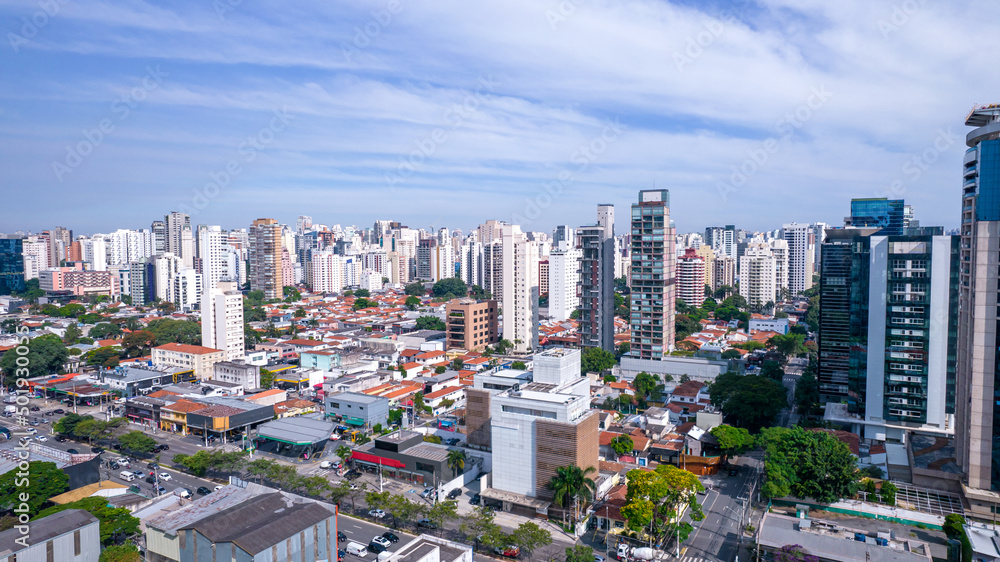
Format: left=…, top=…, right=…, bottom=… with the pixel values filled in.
left=501, top=224, right=539, bottom=354
left=249, top=218, right=284, bottom=300
left=780, top=223, right=814, bottom=295
left=630, top=190, right=675, bottom=359
left=956, top=104, right=1000, bottom=516
left=578, top=205, right=615, bottom=351
left=164, top=212, right=190, bottom=257
left=201, top=280, right=245, bottom=361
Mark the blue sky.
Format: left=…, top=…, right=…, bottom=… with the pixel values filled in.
left=2, top=0, right=998, bottom=236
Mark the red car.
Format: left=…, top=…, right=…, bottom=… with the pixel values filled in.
left=494, top=545, right=520, bottom=558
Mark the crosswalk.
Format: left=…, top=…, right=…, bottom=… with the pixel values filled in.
left=675, top=557, right=713, bottom=562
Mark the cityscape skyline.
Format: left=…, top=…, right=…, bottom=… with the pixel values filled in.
left=4, top=0, right=1000, bottom=234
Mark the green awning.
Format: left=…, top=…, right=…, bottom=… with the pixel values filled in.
left=344, top=417, right=365, bottom=426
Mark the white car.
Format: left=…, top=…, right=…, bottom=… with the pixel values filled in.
left=24, top=427, right=36, bottom=434
left=368, top=509, right=386, bottom=519
left=320, top=460, right=333, bottom=469
left=35, top=436, right=47, bottom=442
left=159, top=472, right=171, bottom=481
left=214, top=485, right=223, bottom=491
left=371, top=537, right=391, bottom=549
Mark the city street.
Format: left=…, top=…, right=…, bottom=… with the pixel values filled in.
left=676, top=453, right=763, bottom=562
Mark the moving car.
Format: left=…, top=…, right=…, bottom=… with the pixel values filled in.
left=320, top=460, right=333, bottom=469
left=35, top=435, right=46, bottom=442
left=66, top=448, right=79, bottom=454
left=338, top=550, right=346, bottom=562
left=196, top=486, right=212, bottom=495
left=159, top=472, right=171, bottom=481
left=370, top=537, right=391, bottom=549
left=145, top=476, right=156, bottom=484
left=155, top=486, right=167, bottom=495
left=728, top=467, right=739, bottom=476
left=54, top=435, right=66, bottom=442
left=367, top=509, right=386, bottom=519
left=337, top=532, right=347, bottom=543
left=177, top=489, right=192, bottom=498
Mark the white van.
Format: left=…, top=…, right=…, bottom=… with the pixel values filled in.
left=119, top=471, right=136, bottom=481
left=345, top=542, right=367, bottom=558
left=376, top=551, right=393, bottom=562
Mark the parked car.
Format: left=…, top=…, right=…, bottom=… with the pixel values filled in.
left=338, top=550, right=346, bottom=562
left=196, top=486, right=212, bottom=495
left=420, top=488, right=434, bottom=499
left=446, top=488, right=462, bottom=500
left=54, top=435, right=66, bottom=442
left=381, top=532, right=398, bottom=544
left=371, top=537, right=391, bottom=549
left=368, top=509, right=386, bottom=519
left=469, top=493, right=480, bottom=505
left=595, top=556, right=606, bottom=562
left=29, top=406, right=39, bottom=412
left=728, top=467, right=739, bottom=476
left=417, top=519, right=437, bottom=529
left=367, top=542, right=386, bottom=554
left=494, top=545, right=520, bottom=558
left=156, top=486, right=167, bottom=495
left=214, top=485, right=223, bottom=491
left=53, top=409, right=64, bottom=414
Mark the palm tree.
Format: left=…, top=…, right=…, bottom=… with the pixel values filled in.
left=549, top=465, right=597, bottom=523
left=446, top=448, right=467, bottom=476
left=335, top=445, right=353, bottom=466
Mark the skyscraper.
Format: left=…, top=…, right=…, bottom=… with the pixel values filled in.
left=548, top=242, right=581, bottom=322
left=151, top=220, right=166, bottom=255
left=249, top=218, right=284, bottom=300
left=956, top=104, right=1000, bottom=517
left=630, top=190, right=676, bottom=359
left=201, top=280, right=245, bottom=361
left=738, top=246, right=776, bottom=312
left=164, top=211, right=191, bottom=257
left=199, top=226, right=228, bottom=297
left=501, top=224, right=539, bottom=354
left=578, top=204, right=615, bottom=352
left=0, top=235, right=26, bottom=295
left=846, top=198, right=909, bottom=235
left=780, top=223, right=814, bottom=296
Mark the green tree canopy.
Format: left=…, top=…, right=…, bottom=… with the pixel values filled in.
left=511, top=360, right=527, bottom=370
left=432, top=278, right=467, bottom=298
left=404, top=295, right=421, bottom=310
left=757, top=426, right=858, bottom=503
left=145, top=318, right=201, bottom=345
left=510, top=521, right=552, bottom=558
left=88, top=322, right=123, bottom=340
left=63, top=322, right=82, bottom=345
left=610, top=434, right=634, bottom=456
left=633, top=371, right=660, bottom=400
left=768, top=333, right=806, bottom=362
left=709, top=424, right=755, bottom=454
left=99, top=544, right=142, bottom=562
left=283, top=286, right=301, bottom=302
left=581, top=347, right=615, bottom=374
left=0, top=334, right=69, bottom=382
left=121, top=330, right=156, bottom=357
left=404, top=282, right=426, bottom=296
left=352, top=297, right=378, bottom=311
left=36, top=496, right=140, bottom=545
left=566, top=545, right=596, bottom=562
left=415, top=316, right=446, bottom=331
left=468, top=285, right=491, bottom=299
left=0, top=461, right=69, bottom=517
left=709, top=372, right=787, bottom=431
left=549, top=465, right=597, bottom=521
left=118, top=431, right=157, bottom=454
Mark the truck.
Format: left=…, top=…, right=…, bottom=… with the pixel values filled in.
left=3, top=405, right=17, bottom=416
left=631, top=547, right=655, bottom=561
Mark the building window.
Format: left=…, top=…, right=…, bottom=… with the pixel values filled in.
left=46, top=541, right=53, bottom=562
left=74, top=530, right=81, bottom=555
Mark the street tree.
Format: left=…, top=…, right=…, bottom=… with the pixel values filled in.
left=566, top=545, right=595, bottom=562
left=425, top=499, right=459, bottom=532
left=0, top=461, right=69, bottom=517
left=709, top=424, right=755, bottom=455
left=510, top=521, right=552, bottom=559
left=117, top=431, right=157, bottom=455
left=758, top=426, right=858, bottom=503
left=549, top=465, right=597, bottom=522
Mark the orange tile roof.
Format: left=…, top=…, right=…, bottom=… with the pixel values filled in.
left=154, top=342, right=223, bottom=355
left=246, top=388, right=285, bottom=399
left=162, top=399, right=206, bottom=413
left=424, top=386, right=463, bottom=400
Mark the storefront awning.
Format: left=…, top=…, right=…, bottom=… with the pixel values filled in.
left=351, top=450, right=405, bottom=468
left=344, top=417, right=365, bottom=426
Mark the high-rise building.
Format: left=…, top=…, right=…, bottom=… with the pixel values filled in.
left=738, top=246, right=776, bottom=312
left=553, top=225, right=574, bottom=248
left=811, top=222, right=828, bottom=272
left=459, top=240, right=484, bottom=289
left=819, top=225, right=957, bottom=443
left=249, top=218, right=284, bottom=300
left=164, top=211, right=191, bottom=257
left=151, top=220, right=166, bottom=255
left=770, top=239, right=789, bottom=300
left=846, top=198, right=909, bottom=235
left=201, top=280, right=245, bottom=361
left=781, top=223, right=814, bottom=295
left=501, top=224, right=539, bottom=354
left=310, top=250, right=344, bottom=293
left=693, top=246, right=715, bottom=289
left=705, top=225, right=737, bottom=261
left=713, top=256, right=736, bottom=292
left=956, top=104, right=1000, bottom=517
left=578, top=205, right=615, bottom=352
left=483, top=241, right=503, bottom=307
left=199, top=226, right=228, bottom=298
left=416, top=239, right=454, bottom=282
left=487, top=349, right=598, bottom=503
left=0, top=235, right=25, bottom=295
left=477, top=220, right=506, bottom=245
left=445, top=298, right=498, bottom=351
left=630, top=190, right=676, bottom=359
left=296, top=215, right=313, bottom=234
left=548, top=243, right=581, bottom=322
left=676, top=247, right=706, bottom=308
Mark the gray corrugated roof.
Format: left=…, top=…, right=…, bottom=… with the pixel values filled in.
left=182, top=493, right=335, bottom=555
left=257, top=417, right=336, bottom=444
left=0, top=510, right=98, bottom=556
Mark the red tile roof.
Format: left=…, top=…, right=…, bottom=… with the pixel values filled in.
left=154, top=342, right=223, bottom=355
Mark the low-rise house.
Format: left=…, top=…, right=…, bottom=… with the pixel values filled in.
left=0, top=509, right=100, bottom=562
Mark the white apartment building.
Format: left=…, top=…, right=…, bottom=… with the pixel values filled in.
left=310, top=250, right=344, bottom=293
left=199, top=225, right=228, bottom=296
left=781, top=222, right=814, bottom=295
left=739, top=246, right=777, bottom=311
left=80, top=236, right=108, bottom=272
left=676, top=248, right=706, bottom=307
left=770, top=238, right=789, bottom=300
left=548, top=243, right=581, bottom=321
left=501, top=224, right=539, bottom=354
left=152, top=342, right=225, bottom=379
left=459, top=240, right=484, bottom=288
left=171, top=268, right=201, bottom=313
left=201, top=280, right=245, bottom=361
left=22, top=237, right=49, bottom=280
